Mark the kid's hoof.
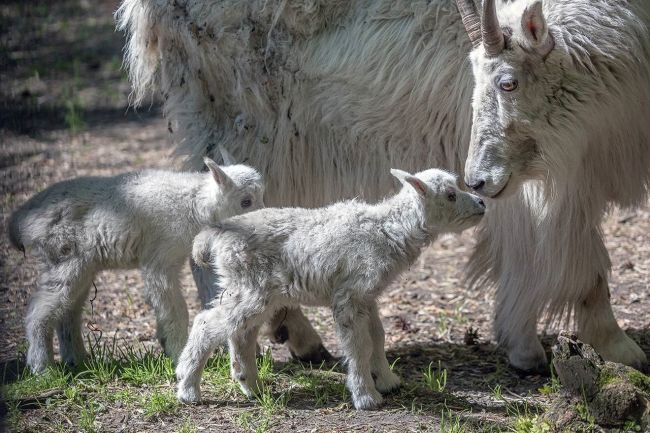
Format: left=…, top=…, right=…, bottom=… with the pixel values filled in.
left=291, top=344, right=334, bottom=364
left=352, top=390, right=383, bottom=410
left=374, top=371, right=401, bottom=394
left=238, top=379, right=263, bottom=399
left=177, top=385, right=201, bottom=404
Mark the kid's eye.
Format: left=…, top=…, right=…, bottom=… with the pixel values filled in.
left=499, top=78, right=518, bottom=92
left=447, top=192, right=456, bottom=202
left=241, top=198, right=252, bottom=208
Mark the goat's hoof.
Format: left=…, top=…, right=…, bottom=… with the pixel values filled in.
left=352, top=389, right=383, bottom=410
left=594, top=332, right=648, bottom=372
left=374, top=371, right=401, bottom=393
left=507, top=342, right=549, bottom=375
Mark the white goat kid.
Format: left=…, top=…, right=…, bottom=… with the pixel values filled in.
left=176, top=169, right=485, bottom=410
left=8, top=154, right=264, bottom=373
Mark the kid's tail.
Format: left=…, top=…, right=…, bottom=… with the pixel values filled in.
left=191, top=227, right=220, bottom=268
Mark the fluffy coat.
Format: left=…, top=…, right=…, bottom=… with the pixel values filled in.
left=9, top=158, right=264, bottom=373
left=116, top=0, right=650, bottom=371
left=175, top=169, right=485, bottom=409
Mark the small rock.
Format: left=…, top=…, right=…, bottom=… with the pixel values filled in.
left=551, top=331, right=650, bottom=429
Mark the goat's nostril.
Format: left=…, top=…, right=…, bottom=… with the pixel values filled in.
left=478, top=198, right=485, bottom=207
left=466, top=179, right=486, bottom=191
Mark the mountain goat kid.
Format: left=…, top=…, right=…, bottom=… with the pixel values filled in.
left=176, top=168, right=485, bottom=409
left=8, top=156, right=264, bottom=373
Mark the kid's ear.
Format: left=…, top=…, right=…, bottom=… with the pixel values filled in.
left=390, top=168, right=427, bottom=196
left=218, top=145, right=236, bottom=166
left=390, top=168, right=412, bottom=183
left=403, top=175, right=427, bottom=196
left=204, top=157, right=235, bottom=190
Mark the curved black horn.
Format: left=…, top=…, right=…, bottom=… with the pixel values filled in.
left=482, top=0, right=504, bottom=56
left=455, top=0, right=481, bottom=48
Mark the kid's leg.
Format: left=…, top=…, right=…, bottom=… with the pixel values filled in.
left=27, top=260, right=85, bottom=373
left=142, top=266, right=189, bottom=363
left=176, top=307, right=228, bottom=403
left=229, top=322, right=263, bottom=398
left=367, top=302, right=400, bottom=393
left=56, top=280, right=91, bottom=368
left=333, top=297, right=382, bottom=410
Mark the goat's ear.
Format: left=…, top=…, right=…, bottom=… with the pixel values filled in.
left=218, top=145, right=236, bottom=166
left=391, top=169, right=427, bottom=196
left=403, top=175, right=428, bottom=196
left=390, top=168, right=412, bottom=183
left=204, top=157, right=235, bottom=190
left=521, top=1, right=550, bottom=47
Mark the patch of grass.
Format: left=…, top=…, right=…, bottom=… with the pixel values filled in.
left=203, top=349, right=239, bottom=395
left=104, top=386, right=138, bottom=406
left=4, top=400, right=22, bottom=432
left=622, top=420, right=642, bottom=432
left=79, top=401, right=100, bottom=433
left=63, top=59, right=85, bottom=134
left=509, top=415, right=551, bottom=433
left=120, top=348, right=175, bottom=385
left=436, top=303, right=468, bottom=339
left=423, top=360, right=447, bottom=393
left=491, top=383, right=503, bottom=400
left=291, top=363, right=348, bottom=407
left=537, top=363, right=561, bottom=396
left=3, top=365, right=70, bottom=400
left=64, top=98, right=86, bottom=134
left=255, top=384, right=289, bottom=415
left=237, top=411, right=271, bottom=433
left=178, top=417, right=198, bottom=433
left=257, top=349, right=275, bottom=381
left=440, top=409, right=468, bottom=433
left=143, top=390, right=178, bottom=419
left=575, top=401, right=596, bottom=428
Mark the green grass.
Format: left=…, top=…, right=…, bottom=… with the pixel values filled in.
left=537, top=362, right=561, bottom=396
left=143, top=390, right=179, bottom=419
left=177, top=417, right=198, bottom=433
left=120, top=349, right=175, bottom=385
left=78, top=401, right=100, bottom=433
left=3, top=365, right=70, bottom=400
left=423, top=360, right=448, bottom=393
left=440, top=408, right=468, bottom=433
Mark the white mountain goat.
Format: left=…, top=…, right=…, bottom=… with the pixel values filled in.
left=116, top=0, right=650, bottom=371
left=8, top=155, right=264, bottom=373
left=176, top=169, right=485, bottom=409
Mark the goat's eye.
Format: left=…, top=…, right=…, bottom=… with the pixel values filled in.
left=240, top=198, right=252, bottom=208
left=447, top=192, right=457, bottom=202
left=499, top=79, right=518, bottom=92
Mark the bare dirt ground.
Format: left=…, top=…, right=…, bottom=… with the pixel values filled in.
left=1, top=1, right=649, bottom=432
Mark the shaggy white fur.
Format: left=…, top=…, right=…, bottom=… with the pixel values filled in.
left=9, top=158, right=264, bottom=373
left=117, top=0, right=650, bottom=371
left=176, top=168, right=485, bottom=409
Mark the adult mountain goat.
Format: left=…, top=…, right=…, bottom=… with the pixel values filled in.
left=117, top=0, right=650, bottom=371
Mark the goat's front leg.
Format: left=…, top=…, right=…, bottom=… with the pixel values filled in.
left=368, top=302, right=400, bottom=393
left=576, top=274, right=647, bottom=370
left=142, top=265, right=188, bottom=363
left=333, top=297, right=382, bottom=410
